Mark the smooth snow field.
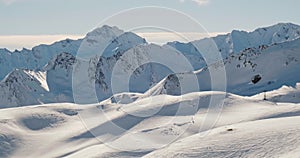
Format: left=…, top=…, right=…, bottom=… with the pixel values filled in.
left=1, top=90, right=300, bottom=158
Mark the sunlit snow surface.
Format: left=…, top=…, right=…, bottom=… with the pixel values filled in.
left=0, top=90, right=300, bottom=157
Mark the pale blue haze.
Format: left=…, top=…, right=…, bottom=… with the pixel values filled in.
left=0, top=0, right=299, bottom=35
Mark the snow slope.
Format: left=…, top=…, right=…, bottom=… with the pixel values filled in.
left=0, top=69, right=49, bottom=108
left=252, top=83, right=300, bottom=103
left=1, top=91, right=300, bottom=157
left=144, top=115, right=300, bottom=158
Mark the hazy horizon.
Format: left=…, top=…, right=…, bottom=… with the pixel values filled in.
left=1, top=0, right=299, bottom=50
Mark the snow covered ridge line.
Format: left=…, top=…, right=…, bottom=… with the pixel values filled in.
left=0, top=22, right=299, bottom=78
left=0, top=23, right=300, bottom=108
left=167, top=22, right=300, bottom=69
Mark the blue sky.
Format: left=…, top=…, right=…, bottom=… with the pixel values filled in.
left=0, top=0, right=299, bottom=50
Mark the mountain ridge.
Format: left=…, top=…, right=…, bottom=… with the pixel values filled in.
left=1, top=23, right=300, bottom=108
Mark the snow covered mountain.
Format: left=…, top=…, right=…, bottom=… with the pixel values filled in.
left=93, top=43, right=195, bottom=101
left=44, top=52, right=77, bottom=103
left=0, top=26, right=148, bottom=107
left=1, top=23, right=300, bottom=108
left=0, top=69, right=49, bottom=108
left=0, top=39, right=82, bottom=80
left=0, top=25, right=146, bottom=80
left=148, top=37, right=300, bottom=96
left=0, top=44, right=180, bottom=108
left=167, top=23, right=300, bottom=69
left=46, top=44, right=190, bottom=103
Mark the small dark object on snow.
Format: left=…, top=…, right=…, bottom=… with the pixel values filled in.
left=263, top=90, right=267, bottom=100
left=252, top=74, right=262, bottom=84
left=227, top=128, right=233, bottom=131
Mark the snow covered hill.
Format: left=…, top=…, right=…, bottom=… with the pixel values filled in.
left=144, top=114, right=300, bottom=158
left=252, top=83, right=300, bottom=103
left=0, top=91, right=300, bottom=157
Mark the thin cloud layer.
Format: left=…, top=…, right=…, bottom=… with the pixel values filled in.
left=192, top=0, right=209, bottom=5
left=0, top=32, right=226, bottom=51
left=180, top=0, right=210, bottom=6
left=137, top=32, right=225, bottom=44
left=0, top=35, right=83, bottom=51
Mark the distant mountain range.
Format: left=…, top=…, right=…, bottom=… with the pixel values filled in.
left=1, top=23, right=300, bottom=108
